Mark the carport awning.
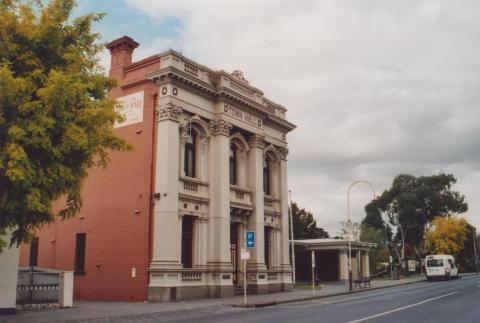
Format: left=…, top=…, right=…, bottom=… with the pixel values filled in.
left=293, top=238, right=376, bottom=252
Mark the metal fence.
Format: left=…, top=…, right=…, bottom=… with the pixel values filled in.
left=16, top=267, right=60, bottom=310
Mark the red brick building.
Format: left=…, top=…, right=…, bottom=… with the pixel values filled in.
left=19, top=36, right=295, bottom=301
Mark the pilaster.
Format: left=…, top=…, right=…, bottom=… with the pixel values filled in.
left=179, top=127, right=188, bottom=177
left=150, top=103, right=182, bottom=270
left=247, top=134, right=267, bottom=272
left=207, top=118, right=232, bottom=271
left=196, top=217, right=209, bottom=268
left=279, top=147, right=292, bottom=272
left=273, top=228, right=282, bottom=268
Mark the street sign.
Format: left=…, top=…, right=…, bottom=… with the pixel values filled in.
left=246, top=231, right=255, bottom=248
left=241, top=249, right=250, bottom=260
left=311, top=251, right=315, bottom=267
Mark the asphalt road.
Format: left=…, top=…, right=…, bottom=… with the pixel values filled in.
left=178, top=275, right=480, bottom=323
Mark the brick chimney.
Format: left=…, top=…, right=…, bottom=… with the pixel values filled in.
left=105, top=36, right=139, bottom=81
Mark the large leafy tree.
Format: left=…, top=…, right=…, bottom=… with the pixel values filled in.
left=454, top=223, right=478, bottom=272
left=365, top=173, right=468, bottom=261
left=424, top=216, right=469, bottom=256
left=290, top=202, right=329, bottom=239
left=360, top=223, right=390, bottom=274
left=0, top=0, right=129, bottom=250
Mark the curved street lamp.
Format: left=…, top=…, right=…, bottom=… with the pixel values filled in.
left=347, top=180, right=376, bottom=291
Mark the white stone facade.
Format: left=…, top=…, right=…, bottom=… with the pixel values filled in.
left=146, top=51, right=296, bottom=301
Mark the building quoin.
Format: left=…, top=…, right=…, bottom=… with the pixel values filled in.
left=19, top=36, right=297, bottom=302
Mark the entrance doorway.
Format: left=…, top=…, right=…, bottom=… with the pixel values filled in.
left=316, top=251, right=339, bottom=281
left=230, top=223, right=240, bottom=285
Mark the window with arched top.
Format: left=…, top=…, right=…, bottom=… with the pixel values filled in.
left=230, top=144, right=238, bottom=185
left=184, top=130, right=196, bottom=178
left=263, top=156, right=271, bottom=195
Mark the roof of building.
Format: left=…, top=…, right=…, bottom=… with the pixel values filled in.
left=106, top=35, right=296, bottom=132
left=294, top=238, right=377, bottom=251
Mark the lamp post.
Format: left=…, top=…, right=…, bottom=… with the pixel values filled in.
left=288, top=190, right=296, bottom=283
left=473, top=225, right=478, bottom=274
left=347, top=180, right=376, bottom=292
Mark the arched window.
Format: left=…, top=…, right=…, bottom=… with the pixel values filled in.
left=263, top=156, right=271, bottom=195
left=184, top=131, right=196, bottom=178
left=230, top=144, right=237, bottom=185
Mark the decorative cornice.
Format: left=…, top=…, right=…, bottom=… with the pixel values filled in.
left=209, top=118, right=232, bottom=136
left=277, top=146, right=289, bottom=161
left=156, top=103, right=182, bottom=122
left=248, top=134, right=265, bottom=149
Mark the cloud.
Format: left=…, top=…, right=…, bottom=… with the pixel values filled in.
left=124, top=0, right=480, bottom=232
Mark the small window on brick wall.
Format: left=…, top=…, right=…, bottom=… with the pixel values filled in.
left=75, top=233, right=86, bottom=274
left=29, top=237, right=39, bottom=267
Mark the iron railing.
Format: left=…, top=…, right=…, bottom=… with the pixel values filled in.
left=16, top=267, right=60, bottom=310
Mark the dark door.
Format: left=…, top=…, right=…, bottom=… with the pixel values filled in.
left=181, top=216, right=194, bottom=268
left=316, top=251, right=340, bottom=281
left=264, top=227, right=271, bottom=269
left=230, top=223, right=239, bottom=285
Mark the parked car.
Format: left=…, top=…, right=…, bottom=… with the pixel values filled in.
left=425, top=254, right=459, bottom=281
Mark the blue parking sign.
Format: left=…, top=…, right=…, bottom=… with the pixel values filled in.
left=246, top=231, right=255, bottom=248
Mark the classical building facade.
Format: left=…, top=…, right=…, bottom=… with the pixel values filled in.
left=19, top=36, right=296, bottom=302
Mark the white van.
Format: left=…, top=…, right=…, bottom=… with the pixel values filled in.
left=425, top=255, right=459, bottom=280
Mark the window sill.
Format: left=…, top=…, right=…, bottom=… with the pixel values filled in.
left=230, top=184, right=251, bottom=193
left=74, top=270, right=86, bottom=275
left=180, top=176, right=209, bottom=186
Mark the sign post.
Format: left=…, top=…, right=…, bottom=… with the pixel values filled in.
left=243, top=231, right=255, bottom=307
left=246, top=231, right=255, bottom=249
left=311, top=250, right=315, bottom=296
left=241, top=249, right=250, bottom=306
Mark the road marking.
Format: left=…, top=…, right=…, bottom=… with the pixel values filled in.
left=345, top=291, right=458, bottom=323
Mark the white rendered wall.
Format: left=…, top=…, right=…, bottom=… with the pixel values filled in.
left=0, top=232, right=20, bottom=312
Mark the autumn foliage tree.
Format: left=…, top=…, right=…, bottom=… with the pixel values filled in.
left=0, top=0, right=130, bottom=250
left=424, top=216, right=469, bottom=256
left=365, top=173, right=468, bottom=261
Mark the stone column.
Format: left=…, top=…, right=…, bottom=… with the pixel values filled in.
left=207, top=118, right=232, bottom=270
left=239, top=151, right=248, bottom=187
left=199, top=137, right=209, bottom=181
left=193, top=217, right=208, bottom=269
left=339, top=250, right=349, bottom=281
left=247, top=135, right=270, bottom=294
left=278, top=147, right=292, bottom=273
left=274, top=228, right=282, bottom=268
left=239, top=222, right=247, bottom=287
left=247, top=135, right=266, bottom=272
left=179, top=127, right=187, bottom=177
left=150, top=103, right=182, bottom=269
left=352, top=251, right=359, bottom=280
left=362, top=251, right=370, bottom=277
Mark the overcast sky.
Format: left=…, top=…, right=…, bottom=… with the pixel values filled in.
left=78, top=0, right=480, bottom=234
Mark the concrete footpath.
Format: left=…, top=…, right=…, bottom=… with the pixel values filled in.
left=0, top=276, right=428, bottom=322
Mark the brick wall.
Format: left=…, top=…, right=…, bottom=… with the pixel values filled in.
left=19, top=48, right=161, bottom=301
